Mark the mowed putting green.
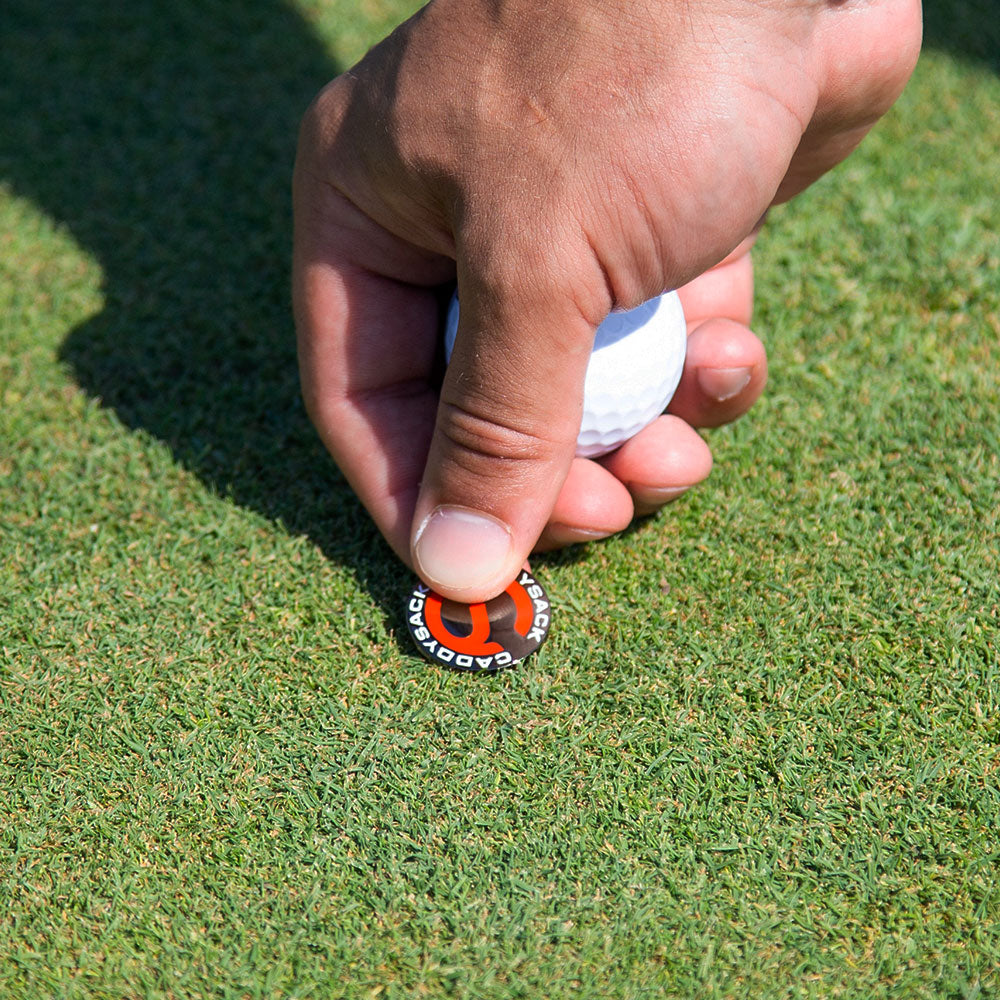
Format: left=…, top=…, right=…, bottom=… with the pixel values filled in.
left=1, top=1, right=998, bottom=997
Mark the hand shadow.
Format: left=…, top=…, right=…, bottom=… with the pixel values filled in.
left=922, top=0, right=1000, bottom=73
left=3, top=0, right=412, bottom=629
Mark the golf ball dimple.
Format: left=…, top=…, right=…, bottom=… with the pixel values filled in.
left=443, top=290, right=687, bottom=458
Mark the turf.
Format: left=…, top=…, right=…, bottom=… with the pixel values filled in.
left=1, top=1, right=998, bottom=997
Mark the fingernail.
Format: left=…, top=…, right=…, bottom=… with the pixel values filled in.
left=412, top=505, right=513, bottom=595
left=697, top=366, right=752, bottom=401
left=546, top=523, right=615, bottom=545
left=631, top=485, right=687, bottom=505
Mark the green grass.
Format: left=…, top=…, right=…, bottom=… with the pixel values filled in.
left=1, top=1, right=998, bottom=997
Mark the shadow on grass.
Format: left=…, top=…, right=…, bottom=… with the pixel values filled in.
left=2, top=0, right=415, bottom=635
left=922, top=0, right=999, bottom=72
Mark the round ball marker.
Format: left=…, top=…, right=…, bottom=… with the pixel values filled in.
left=405, top=569, right=552, bottom=671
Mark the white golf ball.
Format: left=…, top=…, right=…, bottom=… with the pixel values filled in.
left=443, top=291, right=687, bottom=458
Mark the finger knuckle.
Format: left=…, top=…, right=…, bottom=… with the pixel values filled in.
left=435, top=399, right=566, bottom=476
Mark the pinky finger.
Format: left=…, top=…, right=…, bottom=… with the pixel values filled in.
left=667, top=318, right=768, bottom=429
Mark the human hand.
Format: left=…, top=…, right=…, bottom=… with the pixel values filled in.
left=293, top=0, right=921, bottom=601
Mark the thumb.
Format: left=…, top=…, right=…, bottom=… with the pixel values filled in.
left=410, top=277, right=597, bottom=602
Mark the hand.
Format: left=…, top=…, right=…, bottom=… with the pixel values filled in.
left=293, top=0, right=921, bottom=601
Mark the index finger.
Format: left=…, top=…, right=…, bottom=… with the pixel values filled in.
left=292, top=176, right=453, bottom=564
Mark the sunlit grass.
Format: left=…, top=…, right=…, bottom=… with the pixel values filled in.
left=1, top=2, right=997, bottom=996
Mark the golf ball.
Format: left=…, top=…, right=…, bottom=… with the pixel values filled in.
left=444, top=290, right=687, bottom=458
